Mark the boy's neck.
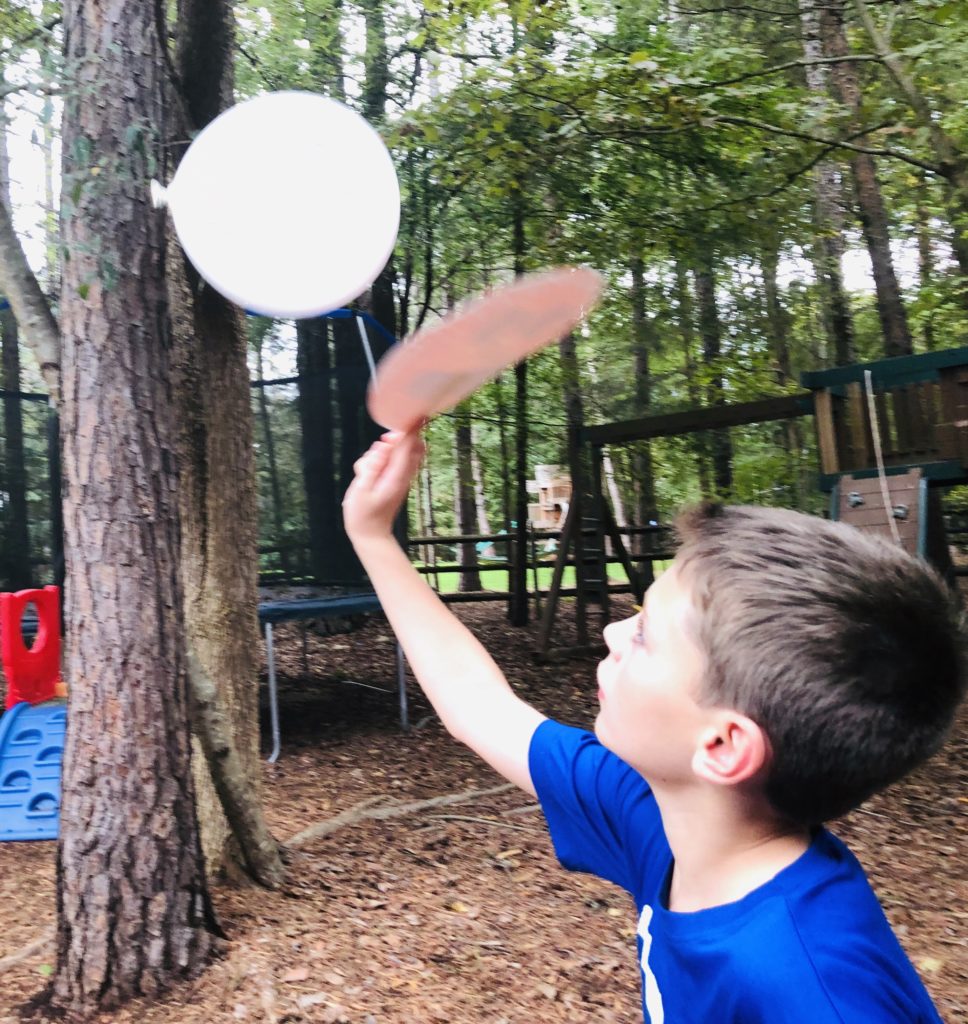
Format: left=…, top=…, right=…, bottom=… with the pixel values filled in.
left=656, top=789, right=812, bottom=914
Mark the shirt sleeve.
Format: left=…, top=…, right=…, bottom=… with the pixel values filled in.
left=528, top=718, right=664, bottom=893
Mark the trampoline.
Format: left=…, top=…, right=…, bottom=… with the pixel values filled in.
left=252, top=308, right=409, bottom=762
left=258, top=593, right=408, bottom=763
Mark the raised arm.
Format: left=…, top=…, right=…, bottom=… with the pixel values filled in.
left=343, top=430, right=545, bottom=795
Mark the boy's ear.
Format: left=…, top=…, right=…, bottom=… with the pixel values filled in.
left=691, top=712, right=770, bottom=786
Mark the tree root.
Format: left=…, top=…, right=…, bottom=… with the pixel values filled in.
left=285, top=782, right=514, bottom=848
left=0, top=929, right=53, bottom=973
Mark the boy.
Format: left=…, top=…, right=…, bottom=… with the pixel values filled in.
left=342, top=429, right=966, bottom=1023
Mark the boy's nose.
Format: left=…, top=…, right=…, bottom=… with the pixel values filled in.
left=603, top=618, right=627, bottom=659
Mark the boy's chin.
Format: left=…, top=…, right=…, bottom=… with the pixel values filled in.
left=592, top=714, right=613, bottom=751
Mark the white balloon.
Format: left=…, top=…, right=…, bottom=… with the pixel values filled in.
left=154, top=92, right=400, bottom=319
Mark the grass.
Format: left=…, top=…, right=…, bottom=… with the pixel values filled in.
left=415, top=560, right=633, bottom=595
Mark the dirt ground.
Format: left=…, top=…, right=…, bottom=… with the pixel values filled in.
left=0, top=598, right=965, bottom=1023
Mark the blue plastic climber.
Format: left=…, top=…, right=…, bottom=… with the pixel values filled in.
left=0, top=701, right=65, bottom=840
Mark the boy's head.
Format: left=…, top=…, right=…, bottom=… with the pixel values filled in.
left=672, top=503, right=967, bottom=825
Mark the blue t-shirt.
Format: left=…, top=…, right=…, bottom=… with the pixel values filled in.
left=529, top=720, right=943, bottom=1024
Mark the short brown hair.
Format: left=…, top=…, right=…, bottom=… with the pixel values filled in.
left=673, top=503, right=967, bottom=825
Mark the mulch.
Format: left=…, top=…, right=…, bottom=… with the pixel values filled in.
left=0, top=597, right=964, bottom=1023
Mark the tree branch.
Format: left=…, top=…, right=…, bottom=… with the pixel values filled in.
left=0, top=930, right=53, bottom=973
left=714, top=115, right=941, bottom=172
left=286, top=783, right=514, bottom=848
left=851, top=0, right=968, bottom=192
left=0, top=201, right=60, bottom=403
left=685, top=53, right=882, bottom=90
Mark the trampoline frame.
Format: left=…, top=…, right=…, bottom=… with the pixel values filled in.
left=258, top=593, right=408, bottom=762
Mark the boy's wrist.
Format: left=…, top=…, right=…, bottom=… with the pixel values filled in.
left=348, top=529, right=399, bottom=556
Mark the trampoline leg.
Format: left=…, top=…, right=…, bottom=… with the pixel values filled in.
left=396, top=641, right=409, bottom=731
left=266, top=622, right=281, bottom=763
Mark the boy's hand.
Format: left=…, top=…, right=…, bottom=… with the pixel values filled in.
left=343, top=429, right=426, bottom=543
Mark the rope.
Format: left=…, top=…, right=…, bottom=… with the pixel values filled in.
left=355, top=313, right=377, bottom=382
left=863, top=369, right=902, bottom=547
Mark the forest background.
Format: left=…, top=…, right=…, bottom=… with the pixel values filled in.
left=0, top=0, right=967, bottom=582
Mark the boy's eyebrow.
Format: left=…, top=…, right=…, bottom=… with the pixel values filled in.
left=637, top=594, right=652, bottom=635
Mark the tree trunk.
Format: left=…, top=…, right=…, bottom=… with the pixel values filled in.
left=52, top=0, right=220, bottom=1010
left=674, top=258, right=711, bottom=496
left=1, top=311, right=31, bottom=587
left=0, top=100, right=31, bottom=588
left=799, top=0, right=855, bottom=365
left=630, top=254, right=657, bottom=553
left=41, top=44, right=59, bottom=293
left=509, top=201, right=529, bottom=626
left=493, top=374, right=512, bottom=532
left=297, top=317, right=337, bottom=582
left=471, top=439, right=492, bottom=536
left=170, top=0, right=282, bottom=886
left=761, top=241, right=806, bottom=504
left=602, top=448, right=627, bottom=528
left=559, top=329, right=590, bottom=645
left=359, top=0, right=398, bottom=346
left=454, top=404, right=482, bottom=592
left=915, top=180, right=937, bottom=351
left=422, top=458, right=439, bottom=589
left=254, top=335, right=290, bottom=578
left=695, top=258, right=734, bottom=497
left=335, top=315, right=375, bottom=584
left=761, top=240, right=792, bottom=382
left=821, top=0, right=912, bottom=357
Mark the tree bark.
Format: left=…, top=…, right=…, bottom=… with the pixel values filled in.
left=821, top=0, right=912, bottom=357
left=52, top=0, right=220, bottom=1010
left=170, top=0, right=282, bottom=886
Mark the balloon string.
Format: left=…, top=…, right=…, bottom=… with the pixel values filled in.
left=356, top=314, right=377, bottom=382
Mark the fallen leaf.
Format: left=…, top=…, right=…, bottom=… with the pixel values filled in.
left=282, top=966, right=310, bottom=983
